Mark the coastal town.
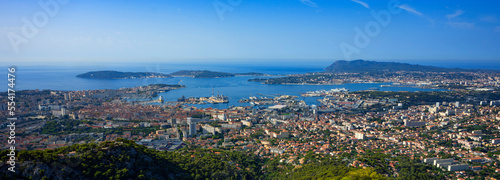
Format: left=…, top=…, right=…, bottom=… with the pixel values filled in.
left=1, top=69, right=500, bottom=179
left=5, top=0, right=500, bottom=178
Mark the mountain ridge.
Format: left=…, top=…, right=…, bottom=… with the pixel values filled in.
left=324, top=60, right=496, bottom=73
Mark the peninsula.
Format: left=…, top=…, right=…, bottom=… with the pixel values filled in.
left=76, top=71, right=172, bottom=79
left=170, top=70, right=264, bottom=78
left=325, top=59, right=498, bottom=73
left=262, top=60, right=500, bottom=87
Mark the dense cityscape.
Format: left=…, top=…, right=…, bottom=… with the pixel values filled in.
left=2, top=67, right=500, bottom=179
left=3, top=0, right=500, bottom=179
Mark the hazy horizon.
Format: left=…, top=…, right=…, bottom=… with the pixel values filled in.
left=4, top=59, right=500, bottom=71
left=2, top=0, right=500, bottom=65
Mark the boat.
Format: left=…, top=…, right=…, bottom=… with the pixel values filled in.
left=300, top=88, right=348, bottom=97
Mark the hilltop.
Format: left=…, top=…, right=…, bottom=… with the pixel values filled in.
left=324, top=60, right=478, bottom=73
left=170, top=70, right=264, bottom=78
left=0, top=139, right=391, bottom=180
left=262, top=60, right=500, bottom=85
left=0, top=139, right=263, bottom=180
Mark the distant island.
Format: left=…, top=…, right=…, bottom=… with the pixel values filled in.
left=170, top=70, right=264, bottom=78
left=76, top=71, right=172, bottom=79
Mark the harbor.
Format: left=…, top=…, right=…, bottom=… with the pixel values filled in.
left=177, top=94, right=229, bottom=104
left=300, top=88, right=348, bottom=97
left=239, top=94, right=300, bottom=106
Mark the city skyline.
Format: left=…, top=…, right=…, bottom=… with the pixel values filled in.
left=1, top=0, right=500, bottom=65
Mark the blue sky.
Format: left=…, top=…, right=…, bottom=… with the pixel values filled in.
left=1, top=0, right=500, bottom=65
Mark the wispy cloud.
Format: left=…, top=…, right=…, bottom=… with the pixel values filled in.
left=448, top=22, right=475, bottom=29
left=445, top=10, right=474, bottom=29
left=351, top=0, right=369, bottom=9
left=300, top=0, right=317, bottom=7
left=480, top=15, right=497, bottom=23
left=398, top=4, right=423, bottom=16
left=446, top=10, right=464, bottom=19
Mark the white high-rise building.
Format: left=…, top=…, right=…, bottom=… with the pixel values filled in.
left=447, top=164, right=469, bottom=171
left=189, top=123, right=197, bottom=137
left=490, top=100, right=500, bottom=106
left=218, top=114, right=227, bottom=121
left=354, top=131, right=365, bottom=140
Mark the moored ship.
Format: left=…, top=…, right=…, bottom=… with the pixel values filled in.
left=300, top=88, right=348, bottom=97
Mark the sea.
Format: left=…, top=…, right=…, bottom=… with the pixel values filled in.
left=2, top=60, right=498, bottom=108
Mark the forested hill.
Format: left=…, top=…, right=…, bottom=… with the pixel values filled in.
left=170, top=70, right=264, bottom=78
left=0, top=139, right=263, bottom=180
left=170, top=70, right=235, bottom=78
left=76, top=71, right=172, bottom=79
left=0, top=139, right=393, bottom=180
left=325, top=60, right=495, bottom=73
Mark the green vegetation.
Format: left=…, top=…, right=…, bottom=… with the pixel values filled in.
left=0, top=139, right=263, bottom=180
left=0, top=139, right=459, bottom=179
left=247, top=78, right=268, bottom=82
left=171, top=70, right=264, bottom=78
left=235, top=72, right=264, bottom=76
left=194, top=71, right=235, bottom=78
left=264, top=153, right=391, bottom=180
left=265, top=74, right=344, bottom=84
left=170, top=70, right=235, bottom=78
left=76, top=71, right=171, bottom=79
left=263, top=60, right=500, bottom=85
left=274, top=161, right=386, bottom=180
left=325, top=60, right=499, bottom=73
left=395, top=157, right=446, bottom=180
left=148, top=84, right=185, bottom=88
